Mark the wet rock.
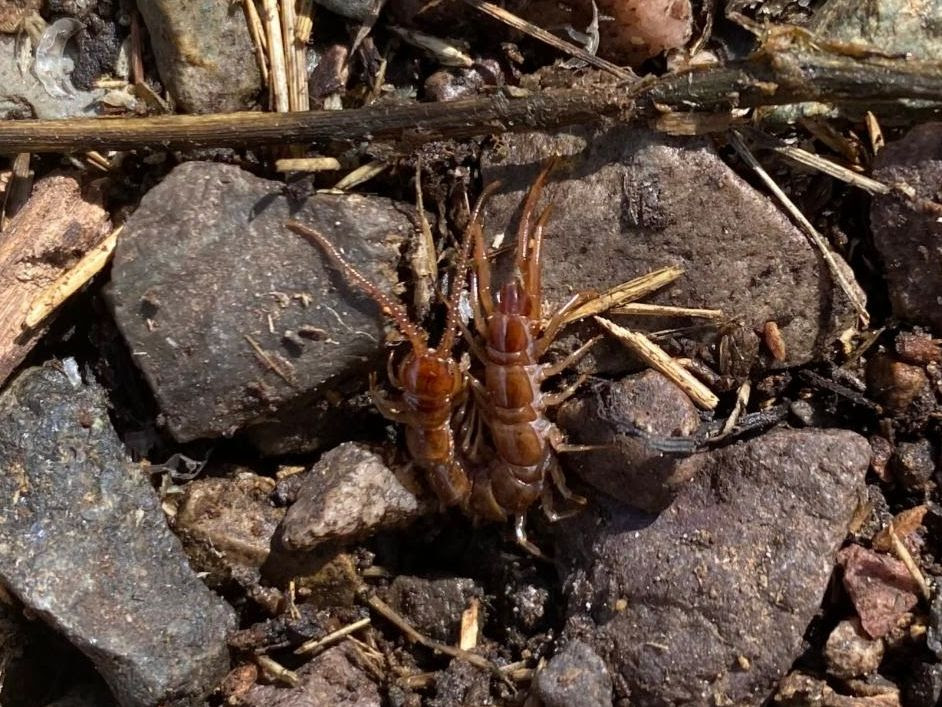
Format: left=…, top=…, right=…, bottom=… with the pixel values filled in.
left=387, top=576, right=482, bottom=644
left=311, top=0, right=373, bottom=21
left=837, top=545, right=920, bottom=639
left=0, top=35, right=105, bottom=118
left=108, top=161, right=411, bottom=448
left=482, top=128, right=860, bottom=370
left=171, top=472, right=285, bottom=586
left=889, top=440, right=936, bottom=492
left=556, top=428, right=870, bottom=705
left=241, top=644, right=381, bottom=706
left=280, top=443, right=432, bottom=550
left=0, top=365, right=234, bottom=706
left=535, top=640, right=613, bottom=707
left=871, top=123, right=942, bottom=335
left=825, top=618, right=884, bottom=679
left=904, top=661, right=942, bottom=707
left=557, top=371, right=703, bottom=512
left=136, top=0, right=260, bottom=112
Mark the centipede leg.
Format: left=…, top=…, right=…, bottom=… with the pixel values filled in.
left=541, top=336, right=602, bottom=380
left=514, top=515, right=547, bottom=560
left=543, top=373, right=589, bottom=408
left=547, top=458, right=587, bottom=508
left=536, top=291, right=596, bottom=356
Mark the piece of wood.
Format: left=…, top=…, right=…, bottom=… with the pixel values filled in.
left=0, top=174, right=111, bottom=385
left=1, top=49, right=940, bottom=154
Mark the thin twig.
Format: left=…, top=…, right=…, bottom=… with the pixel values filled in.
left=243, top=0, right=270, bottom=85
left=294, top=617, right=371, bottom=656
left=460, top=0, right=636, bottom=81
left=244, top=334, right=295, bottom=384
left=595, top=316, right=719, bottom=409
left=254, top=655, right=299, bottom=687
left=887, top=520, right=932, bottom=601
left=728, top=130, right=869, bottom=327
left=275, top=156, right=340, bottom=171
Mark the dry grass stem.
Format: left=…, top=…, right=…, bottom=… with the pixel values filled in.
left=254, top=655, right=300, bottom=687
left=729, top=131, right=870, bottom=327
left=280, top=0, right=299, bottom=110
left=460, top=0, right=635, bottom=80
left=887, top=520, right=932, bottom=601
left=294, top=617, right=371, bottom=656
left=243, top=0, right=270, bottom=85
left=720, top=380, right=751, bottom=436
left=458, top=598, right=480, bottom=651
left=562, top=266, right=684, bottom=325
left=275, top=157, right=341, bottom=172
left=865, top=111, right=884, bottom=154
left=609, top=302, right=724, bottom=319
left=261, top=0, right=289, bottom=111
left=595, top=316, right=719, bottom=409
left=24, top=225, right=122, bottom=330
left=294, top=0, right=314, bottom=42
left=333, top=161, right=388, bottom=191
left=766, top=141, right=888, bottom=194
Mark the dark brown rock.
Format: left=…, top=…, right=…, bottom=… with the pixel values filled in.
left=889, top=440, right=936, bottom=493
left=171, top=473, right=285, bottom=586
left=387, top=576, right=482, bottom=644
left=108, top=162, right=412, bottom=449
left=280, top=443, right=432, bottom=550
left=556, top=428, right=870, bottom=705
left=482, top=129, right=860, bottom=370
left=871, top=123, right=942, bottom=335
left=535, top=640, right=613, bottom=707
left=0, top=365, right=234, bottom=706
left=240, top=644, right=381, bottom=706
left=556, top=371, right=703, bottom=512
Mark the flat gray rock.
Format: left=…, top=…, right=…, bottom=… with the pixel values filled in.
left=136, top=0, right=260, bottom=113
left=0, top=365, right=234, bottom=707
left=556, top=428, right=870, bottom=705
left=482, top=128, right=861, bottom=369
left=108, top=161, right=411, bottom=447
left=871, top=122, right=942, bottom=335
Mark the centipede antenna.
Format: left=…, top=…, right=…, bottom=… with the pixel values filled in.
left=516, top=156, right=557, bottom=271
left=440, top=180, right=502, bottom=354
left=286, top=220, right=428, bottom=354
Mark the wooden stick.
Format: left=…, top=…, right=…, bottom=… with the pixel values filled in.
left=294, top=617, right=371, bottom=656
left=595, top=316, right=719, bottom=409
left=1, top=51, right=941, bottom=154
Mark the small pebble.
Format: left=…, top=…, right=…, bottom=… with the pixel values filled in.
left=825, top=618, right=884, bottom=679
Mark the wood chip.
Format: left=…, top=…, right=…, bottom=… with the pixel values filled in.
left=595, top=316, right=719, bottom=409
left=0, top=174, right=110, bottom=386
left=872, top=505, right=927, bottom=553
left=458, top=597, right=480, bottom=651
left=274, top=157, right=341, bottom=172
left=24, top=225, right=121, bottom=330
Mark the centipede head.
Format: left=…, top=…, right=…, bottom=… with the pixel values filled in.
left=397, top=350, right=464, bottom=400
